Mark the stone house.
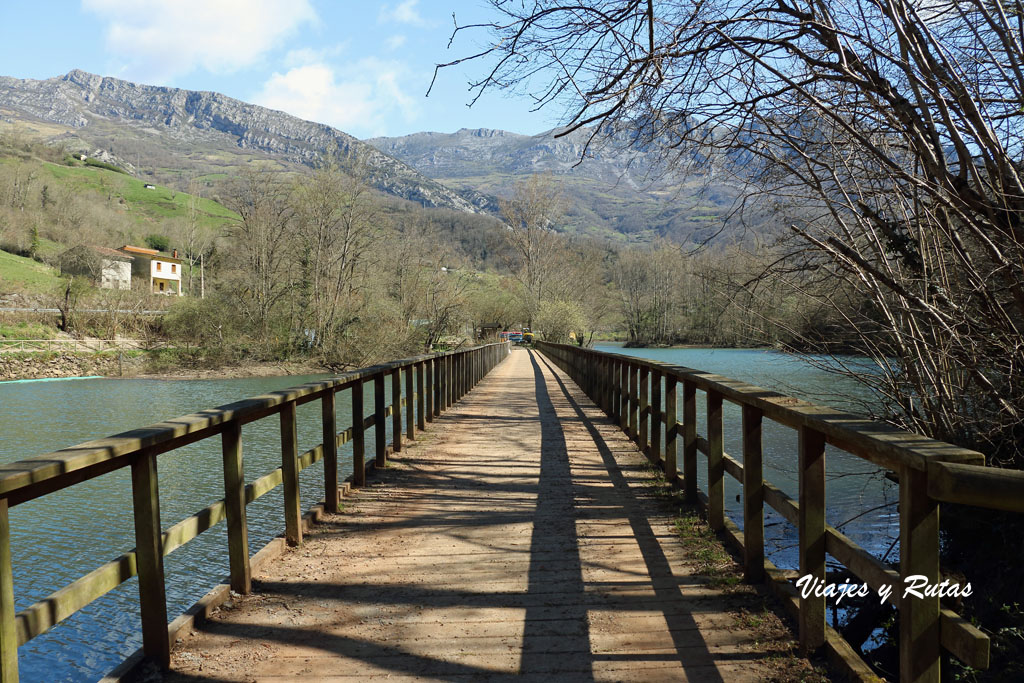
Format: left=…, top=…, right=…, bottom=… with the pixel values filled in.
left=58, top=245, right=134, bottom=290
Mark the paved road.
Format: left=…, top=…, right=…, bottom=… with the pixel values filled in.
left=164, top=348, right=806, bottom=681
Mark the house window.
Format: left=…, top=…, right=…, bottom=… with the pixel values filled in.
left=171, top=264, right=176, bottom=274
left=156, top=262, right=162, bottom=272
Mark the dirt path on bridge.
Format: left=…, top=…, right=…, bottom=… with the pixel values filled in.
left=162, top=348, right=823, bottom=682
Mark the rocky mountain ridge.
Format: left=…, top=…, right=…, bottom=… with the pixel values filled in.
left=368, top=126, right=738, bottom=243
left=0, top=70, right=486, bottom=212
left=368, top=125, right=685, bottom=190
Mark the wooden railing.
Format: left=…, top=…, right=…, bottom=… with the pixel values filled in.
left=0, top=342, right=510, bottom=682
left=537, top=342, right=1024, bottom=683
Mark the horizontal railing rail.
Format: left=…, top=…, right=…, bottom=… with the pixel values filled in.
left=0, top=341, right=510, bottom=682
left=536, top=341, right=1017, bottom=683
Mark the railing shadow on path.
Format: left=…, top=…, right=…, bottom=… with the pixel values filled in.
left=533, top=350, right=729, bottom=682
left=521, top=349, right=592, bottom=678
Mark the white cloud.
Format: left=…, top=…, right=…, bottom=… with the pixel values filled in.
left=82, top=0, right=318, bottom=81
left=378, top=0, right=429, bottom=26
left=385, top=35, right=407, bottom=51
left=284, top=44, right=345, bottom=69
left=254, top=59, right=418, bottom=138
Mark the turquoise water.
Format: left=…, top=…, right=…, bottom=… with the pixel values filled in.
left=593, top=344, right=898, bottom=581
left=0, top=373, right=400, bottom=681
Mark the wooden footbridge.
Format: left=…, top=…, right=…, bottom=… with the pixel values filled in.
left=1, top=341, right=1022, bottom=682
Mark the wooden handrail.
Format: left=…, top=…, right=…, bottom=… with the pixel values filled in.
left=0, top=352, right=452, bottom=500
left=0, top=342, right=511, bottom=682
left=536, top=341, right=1007, bottom=683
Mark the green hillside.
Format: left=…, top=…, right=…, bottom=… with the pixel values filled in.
left=0, top=147, right=239, bottom=297
left=40, top=160, right=238, bottom=230
left=0, top=248, right=62, bottom=291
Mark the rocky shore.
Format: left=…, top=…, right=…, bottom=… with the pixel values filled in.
left=0, top=351, right=128, bottom=381
left=0, top=351, right=328, bottom=382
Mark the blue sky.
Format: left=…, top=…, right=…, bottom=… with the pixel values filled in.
left=0, top=1, right=560, bottom=139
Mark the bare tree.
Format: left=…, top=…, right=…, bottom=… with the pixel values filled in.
left=218, top=166, right=294, bottom=344
left=442, top=0, right=1024, bottom=459
left=384, top=218, right=473, bottom=350
left=291, top=166, right=381, bottom=351
left=612, top=241, right=683, bottom=345
left=498, top=174, right=565, bottom=327
left=172, top=178, right=217, bottom=297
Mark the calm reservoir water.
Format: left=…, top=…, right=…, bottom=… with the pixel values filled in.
left=0, top=348, right=895, bottom=680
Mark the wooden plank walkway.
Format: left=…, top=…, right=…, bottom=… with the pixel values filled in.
left=163, top=348, right=813, bottom=682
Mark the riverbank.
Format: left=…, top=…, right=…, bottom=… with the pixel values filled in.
left=0, top=351, right=329, bottom=382
left=137, top=360, right=329, bottom=380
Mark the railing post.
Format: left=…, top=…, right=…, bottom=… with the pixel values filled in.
left=131, top=452, right=170, bottom=668
left=453, top=353, right=460, bottom=402
left=589, top=353, right=597, bottom=400
left=405, top=364, right=416, bottom=441
left=418, top=362, right=427, bottom=429
left=323, top=390, right=339, bottom=513
left=611, top=358, right=619, bottom=424
left=599, top=356, right=609, bottom=414
left=426, top=359, right=435, bottom=423
left=437, top=355, right=445, bottom=411
left=707, top=390, right=724, bottom=531
left=281, top=402, right=302, bottom=546
left=436, top=355, right=444, bottom=416
left=449, top=353, right=456, bottom=406
left=448, top=353, right=454, bottom=407
left=799, top=426, right=826, bottom=653
left=665, top=375, right=677, bottom=484
left=639, top=365, right=650, bottom=455
left=619, top=360, right=628, bottom=431
left=0, top=498, right=18, bottom=683
left=461, top=352, right=468, bottom=397
left=899, top=466, right=940, bottom=683
left=683, top=380, right=697, bottom=502
left=221, top=421, right=251, bottom=593
left=452, top=354, right=459, bottom=402
left=742, top=405, right=764, bottom=583
left=650, top=369, right=662, bottom=463
left=629, top=363, right=640, bottom=441
left=352, top=380, right=366, bottom=487
left=374, top=373, right=386, bottom=468
left=392, top=369, right=402, bottom=453
left=439, top=355, right=448, bottom=412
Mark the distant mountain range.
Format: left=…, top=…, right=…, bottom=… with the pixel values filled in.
left=0, top=70, right=742, bottom=243
left=367, top=127, right=741, bottom=243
